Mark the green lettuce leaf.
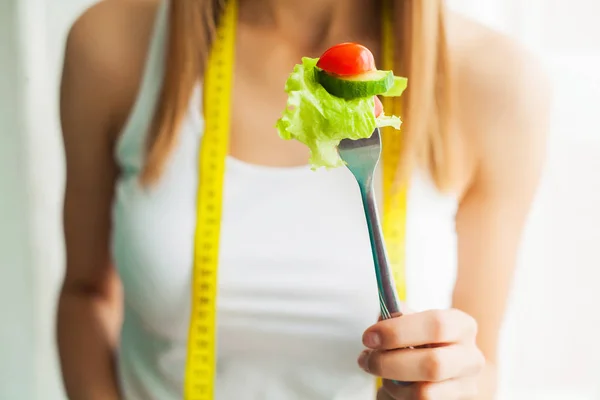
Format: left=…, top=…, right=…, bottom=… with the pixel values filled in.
left=275, top=57, right=404, bottom=169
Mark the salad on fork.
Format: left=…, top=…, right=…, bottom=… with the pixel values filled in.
left=276, top=42, right=407, bottom=169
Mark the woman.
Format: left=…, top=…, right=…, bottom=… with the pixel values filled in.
left=56, top=0, right=550, bottom=398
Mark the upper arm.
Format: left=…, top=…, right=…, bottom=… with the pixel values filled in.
left=452, top=35, right=552, bottom=362
left=60, top=1, right=135, bottom=298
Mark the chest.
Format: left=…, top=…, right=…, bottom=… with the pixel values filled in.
left=229, top=56, right=311, bottom=167
left=113, top=108, right=459, bottom=343
left=113, top=132, right=381, bottom=337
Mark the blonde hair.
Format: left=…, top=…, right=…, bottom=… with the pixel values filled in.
left=140, top=0, right=453, bottom=190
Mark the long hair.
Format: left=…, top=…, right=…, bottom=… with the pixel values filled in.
left=140, top=0, right=453, bottom=191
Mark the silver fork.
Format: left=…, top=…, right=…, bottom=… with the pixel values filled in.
left=338, top=127, right=404, bottom=320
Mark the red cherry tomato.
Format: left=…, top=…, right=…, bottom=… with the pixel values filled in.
left=373, top=96, right=383, bottom=117
left=316, top=43, right=376, bottom=76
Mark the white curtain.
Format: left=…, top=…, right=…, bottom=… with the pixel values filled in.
left=0, top=0, right=599, bottom=399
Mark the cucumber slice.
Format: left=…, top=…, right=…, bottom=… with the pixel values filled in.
left=382, top=76, right=408, bottom=97
left=316, top=68, right=394, bottom=99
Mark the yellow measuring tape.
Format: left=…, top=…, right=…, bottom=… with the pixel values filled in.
left=184, top=0, right=407, bottom=398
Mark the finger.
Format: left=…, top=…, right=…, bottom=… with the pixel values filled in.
left=376, top=387, right=395, bottom=400
left=358, top=344, right=485, bottom=382
left=381, top=377, right=479, bottom=399
left=378, top=303, right=413, bottom=321
left=377, top=381, right=415, bottom=400
left=363, top=309, right=477, bottom=350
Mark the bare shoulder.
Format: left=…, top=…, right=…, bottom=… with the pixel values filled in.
left=62, top=0, right=161, bottom=135
left=445, top=13, right=552, bottom=195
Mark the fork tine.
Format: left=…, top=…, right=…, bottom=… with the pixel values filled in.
left=338, top=128, right=382, bottom=182
left=338, top=127, right=381, bottom=150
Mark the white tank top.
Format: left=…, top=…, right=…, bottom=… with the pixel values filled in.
left=111, top=2, right=458, bottom=399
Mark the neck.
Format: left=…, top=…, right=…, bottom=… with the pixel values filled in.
left=238, top=0, right=380, bottom=53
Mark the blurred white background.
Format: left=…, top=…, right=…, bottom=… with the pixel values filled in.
left=1, top=0, right=599, bottom=399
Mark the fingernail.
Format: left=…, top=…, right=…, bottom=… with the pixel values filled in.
left=363, top=332, right=381, bottom=348
left=357, top=350, right=370, bottom=371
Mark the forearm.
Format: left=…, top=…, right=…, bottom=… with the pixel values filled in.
left=57, top=291, right=122, bottom=400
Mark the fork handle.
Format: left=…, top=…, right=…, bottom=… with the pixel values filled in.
left=359, top=182, right=413, bottom=386
left=359, top=182, right=403, bottom=319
